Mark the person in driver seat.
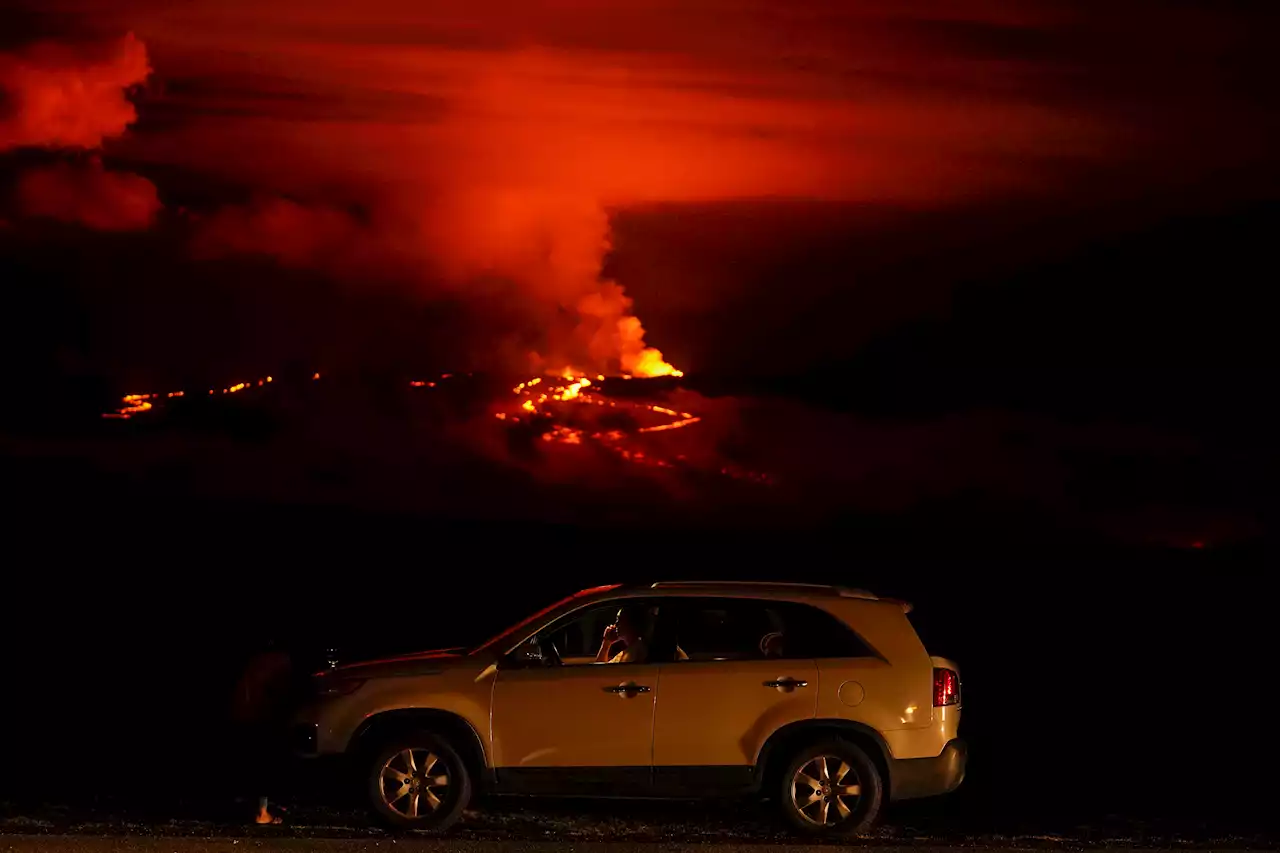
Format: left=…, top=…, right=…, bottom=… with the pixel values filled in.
left=596, top=605, right=689, bottom=663
left=596, top=604, right=650, bottom=663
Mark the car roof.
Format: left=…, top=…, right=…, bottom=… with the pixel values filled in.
left=644, top=580, right=880, bottom=601
left=489, top=582, right=900, bottom=654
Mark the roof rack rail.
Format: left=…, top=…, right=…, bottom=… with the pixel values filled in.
left=648, top=581, right=878, bottom=600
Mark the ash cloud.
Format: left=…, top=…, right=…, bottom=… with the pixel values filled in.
left=0, top=32, right=149, bottom=151
left=2, top=31, right=159, bottom=232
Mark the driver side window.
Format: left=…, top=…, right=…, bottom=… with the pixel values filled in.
left=542, top=604, right=616, bottom=665
left=528, top=599, right=664, bottom=667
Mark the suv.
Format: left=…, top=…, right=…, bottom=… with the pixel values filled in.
left=292, top=581, right=965, bottom=835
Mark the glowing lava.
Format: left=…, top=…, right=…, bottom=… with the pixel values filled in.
left=103, top=393, right=155, bottom=418
left=628, top=349, right=683, bottom=379
left=98, top=367, right=770, bottom=484
left=505, top=371, right=699, bottom=433
left=105, top=375, right=271, bottom=418
left=493, top=368, right=711, bottom=475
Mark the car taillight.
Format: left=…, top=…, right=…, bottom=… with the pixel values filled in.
left=933, top=667, right=960, bottom=706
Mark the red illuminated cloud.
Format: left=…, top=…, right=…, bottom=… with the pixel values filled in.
left=11, top=0, right=1273, bottom=372
left=17, top=158, right=160, bottom=231
left=83, top=0, right=1208, bottom=374
left=0, top=33, right=150, bottom=151
left=2, top=33, right=158, bottom=232
left=191, top=197, right=367, bottom=269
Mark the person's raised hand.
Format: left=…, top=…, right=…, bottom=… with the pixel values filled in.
left=602, top=624, right=619, bottom=644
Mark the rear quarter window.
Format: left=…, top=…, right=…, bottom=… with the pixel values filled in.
left=778, top=601, right=877, bottom=659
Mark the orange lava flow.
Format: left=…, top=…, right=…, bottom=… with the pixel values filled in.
left=105, top=375, right=273, bottom=418
left=503, top=370, right=697, bottom=432
left=102, top=392, right=155, bottom=419
left=99, top=366, right=772, bottom=485
left=489, top=367, right=727, bottom=475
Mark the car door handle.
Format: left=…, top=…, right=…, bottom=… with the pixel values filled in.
left=764, top=678, right=809, bottom=689
left=603, top=682, right=651, bottom=694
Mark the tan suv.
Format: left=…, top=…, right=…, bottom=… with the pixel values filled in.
left=292, top=581, right=966, bottom=835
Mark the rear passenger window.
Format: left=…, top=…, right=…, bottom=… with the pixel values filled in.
left=661, top=601, right=766, bottom=661
left=658, top=598, right=874, bottom=662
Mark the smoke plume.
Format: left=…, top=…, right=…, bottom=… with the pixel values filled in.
left=192, top=188, right=680, bottom=375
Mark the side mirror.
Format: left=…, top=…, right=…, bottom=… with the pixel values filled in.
left=507, top=637, right=546, bottom=668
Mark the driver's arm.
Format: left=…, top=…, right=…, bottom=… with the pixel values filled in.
left=596, top=624, right=618, bottom=663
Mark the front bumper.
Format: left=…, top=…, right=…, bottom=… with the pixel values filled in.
left=889, top=738, right=967, bottom=801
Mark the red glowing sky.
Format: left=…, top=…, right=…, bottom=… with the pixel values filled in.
left=27, top=0, right=1272, bottom=197
left=21, top=1, right=1121, bottom=205
left=3, top=0, right=1278, bottom=374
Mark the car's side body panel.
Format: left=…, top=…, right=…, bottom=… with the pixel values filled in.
left=306, top=657, right=495, bottom=762
left=296, top=582, right=965, bottom=808
left=652, top=658, right=818, bottom=766
left=490, top=662, right=660, bottom=767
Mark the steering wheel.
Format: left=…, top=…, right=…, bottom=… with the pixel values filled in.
left=539, top=637, right=563, bottom=666
left=760, top=631, right=783, bottom=656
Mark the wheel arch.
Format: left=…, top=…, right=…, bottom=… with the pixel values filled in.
left=349, top=709, right=492, bottom=787
left=755, top=719, right=893, bottom=796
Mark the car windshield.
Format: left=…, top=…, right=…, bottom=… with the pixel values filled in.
left=470, top=584, right=621, bottom=655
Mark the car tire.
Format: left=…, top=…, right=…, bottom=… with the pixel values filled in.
left=778, top=738, right=883, bottom=835
left=366, top=731, right=472, bottom=831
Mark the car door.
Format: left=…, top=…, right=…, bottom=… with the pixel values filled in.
left=489, top=599, right=660, bottom=796
left=650, top=597, right=817, bottom=792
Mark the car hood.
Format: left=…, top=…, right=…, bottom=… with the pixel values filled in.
left=321, top=647, right=477, bottom=678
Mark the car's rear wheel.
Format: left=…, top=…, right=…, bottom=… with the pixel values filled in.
left=778, top=739, right=883, bottom=835
left=366, top=732, right=472, bottom=831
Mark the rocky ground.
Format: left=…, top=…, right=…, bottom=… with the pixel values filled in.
left=3, top=836, right=1272, bottom=853
left=1, top=798, right=1272, bottom=849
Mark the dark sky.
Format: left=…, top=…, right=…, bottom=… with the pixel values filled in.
left=2, top=0, right=1276, bottom=547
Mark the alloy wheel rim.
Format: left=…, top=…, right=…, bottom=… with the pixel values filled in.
left=380, top=748, right=450, bottom=818
left=791, top=755, right=862, bottom=826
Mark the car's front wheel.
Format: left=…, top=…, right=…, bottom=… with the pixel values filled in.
left=367, top=732, right=472, bottom=831
left=778, top=738, right=883, bottom=835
